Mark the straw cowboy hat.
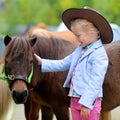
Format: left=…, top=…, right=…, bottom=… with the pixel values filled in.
left=62, top=6, right=113, bottom=44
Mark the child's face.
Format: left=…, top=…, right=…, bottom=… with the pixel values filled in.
left=71, top=26, right=92, bottom=47
left=71, top=19, right=99, bottom=47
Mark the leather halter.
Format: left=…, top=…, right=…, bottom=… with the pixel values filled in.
left=0, top=64, right=34, bottom=89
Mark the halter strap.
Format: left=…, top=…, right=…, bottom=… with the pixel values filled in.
left=0, top=64, right=33, bottom=84
left=27, top=64, right=33, bottom=83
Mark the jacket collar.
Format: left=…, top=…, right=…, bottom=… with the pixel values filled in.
left=85, top=39, right=102, bottom=49
left=80, top=39, right=103, bottom=60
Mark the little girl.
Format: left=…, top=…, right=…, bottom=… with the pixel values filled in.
left=34, top=7, right=113, bottom=120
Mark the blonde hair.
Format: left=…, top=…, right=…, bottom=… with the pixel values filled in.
left=71, top=19, right=100, bottom=38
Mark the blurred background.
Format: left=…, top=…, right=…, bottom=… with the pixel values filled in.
left=0, top=0, right=120, bottom=35
left=0, top=1, right=120, bottom=120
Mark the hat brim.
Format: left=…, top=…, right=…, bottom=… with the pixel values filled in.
left=62, top=8, right=113, bottom=44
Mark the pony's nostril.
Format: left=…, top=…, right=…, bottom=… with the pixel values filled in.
left=12, top=90, right=28, bottom=104
left=12, top=90, right=27, bottom=97
left=12, top=90, right=19, bottom=97
left=22, top=90, right=28, bottom=97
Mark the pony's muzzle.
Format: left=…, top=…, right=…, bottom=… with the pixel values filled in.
left=12, top=90, right=28, bottom=104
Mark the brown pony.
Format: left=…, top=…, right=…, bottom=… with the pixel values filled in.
left=2, top=35, right=120, bottom=120
left=2, top=35, right=76, bottom=120
left=26, top=26, right=113, bottom=120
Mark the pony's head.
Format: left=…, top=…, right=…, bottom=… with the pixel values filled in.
left=2, top=35, right=36, bottom=104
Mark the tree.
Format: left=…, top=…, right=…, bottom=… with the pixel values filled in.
left=0, top=0, right=119, bottom=35
left=93, top=0, right=120, bottom=25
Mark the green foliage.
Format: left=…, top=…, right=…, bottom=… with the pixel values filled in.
left=93, top=0, right=120, bottom=24
left=0, top=0, right=120, bottom=35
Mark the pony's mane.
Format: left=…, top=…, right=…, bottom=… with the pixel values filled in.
left=32, top=35, right=75, bottom=59
left=3, top=35, right=32, bottom=62
left=2, top=35, right=76, bottom=63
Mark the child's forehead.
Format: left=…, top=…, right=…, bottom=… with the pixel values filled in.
left=71, top=19, right=92, bottom=27
left=71, top=19, right=94, bottom=30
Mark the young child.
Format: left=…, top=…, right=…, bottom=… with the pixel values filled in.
left=34, top=7, right=113, bottom=120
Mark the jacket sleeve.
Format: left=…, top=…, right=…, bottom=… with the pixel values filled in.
left=41, top=53, right=73, bottom=72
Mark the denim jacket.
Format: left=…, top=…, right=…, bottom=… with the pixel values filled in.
left=41, top=39, right=108, bottom=109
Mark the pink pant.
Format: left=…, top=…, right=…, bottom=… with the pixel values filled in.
left=70, top=97, right=101, bottom=120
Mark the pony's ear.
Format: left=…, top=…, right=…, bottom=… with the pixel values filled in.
left=29, top=35, right=37, bottom=47
left=4, top=35, right=12, bottom=46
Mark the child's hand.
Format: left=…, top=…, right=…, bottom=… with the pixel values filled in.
left=34, top=53, right=42, bottom=65
left=80, top=105, right=90, bottom=119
